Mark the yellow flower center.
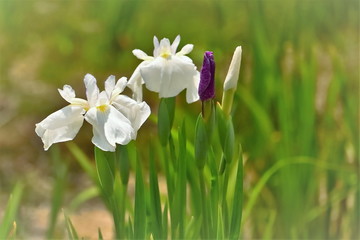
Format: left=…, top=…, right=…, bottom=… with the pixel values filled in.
left=97, top=104, right=108, bottom=112
left=160, top=50, right=171, bottom=59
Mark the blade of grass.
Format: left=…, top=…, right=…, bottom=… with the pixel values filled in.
left=47, top=147, right=68, bottom=239
left=98, top=228, right=104, bottom=240
left=0, top=182, right=24, bottom=239
left=242, top=157, right=356, bottom=223
left=64, top=211, right=79, bottom=240
left=66, top=142, right=97, bottom=183
left=69, top=187, right=99, bottom=211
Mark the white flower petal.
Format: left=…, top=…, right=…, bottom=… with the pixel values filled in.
left=111, top=77, right=127, bottom=100
left=171, top=35, right=181, bottom=54
left=178, top=55, right=194, bottom=64
left=70, top=98, right=89, bottom=109
left=186, top=71, right=200, bottom=103
left=223, top=46, right=242, bottom=91
left=35, top=105, right=84, bottom=150
left=91, top=122, right=116, bottom=152
left=105, top=75, right=116, bottom=98
left=85, top=106, right=134, bottom=150
left=58, top=85, right=76, bottom=103
left=177, top=44, right=193, bottom=56
left=133, top=49, right=152, bottom=61
left=97, top=91, right=109, bottom=107
left=128, top=61, right=152, bottom=102
left=153, top=36, right=160, bottom=57
left=139, top=58, right=163, bottom=94
left=159, top=38, right=171, bottom=49
left=140, top=56, right=198, bottom=98
left=112, top=95, right=151, bottom=133
left=158, top=38, right=172, bottom=57
left=84, top=74, right=99, bottom=107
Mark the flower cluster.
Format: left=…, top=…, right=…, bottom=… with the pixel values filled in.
left=36, top=35, right=242, bottom=152
left=35, top=74, right=150, bottom=152
left=128, top=35, right=200, bottom=103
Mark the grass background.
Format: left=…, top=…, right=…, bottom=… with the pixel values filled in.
left=0, top=0, right=358, bottom=239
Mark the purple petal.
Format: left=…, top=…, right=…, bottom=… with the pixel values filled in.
left=198, top=51, right=215, bottom=101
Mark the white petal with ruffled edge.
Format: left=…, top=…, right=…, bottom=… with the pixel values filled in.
left=85, top=106, right=134, bottom=151
left=186, top=71, right=200, bottom=103
left=110, top=77, right=127, bottom=101
left=128, top=62, right=150, bottom=102
left=84, top=74, right=99, bottom=107
left=140, top=56, right=199, bottom=99
left=133, top=49, right=153, bottom=61
left=58, top=85, right=76, bottom=103
left=90, top=122, right=116, bottom=152
left=105, top=75, right=116, bottom=99
left=177, top=44, right=193, bottom=56
left=35, top=105, right=84, bottom=150
left=112, top=95, right=151, bottom=133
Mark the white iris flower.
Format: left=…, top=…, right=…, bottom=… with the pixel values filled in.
left=128, top=35, right=200, bottom=103
left=35, top=74, right=151, bottom=152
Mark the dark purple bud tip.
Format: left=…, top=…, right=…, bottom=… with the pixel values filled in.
left=198, top=51, right=215, bottom=101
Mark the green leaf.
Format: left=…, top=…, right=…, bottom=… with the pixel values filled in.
left=195, top=113, right=208, bottom=169
left=128, top=216, right=134, bottom=240
left=224, top=118, right=235, bottom=163
left=172, top=121, right=187, bottom=238
left=216, top=206, right=225, bottom=240
left=185, top=216, right=202, bottom=239
left=229, top=144, right=244, bottom=239
left=209, top=147, right=219, bottom=233
left=199, top=169, right=210, bottom=239
left=149, top=145, right=163, bottom=239
left=116, top=144, right=130, bottom=185
left=111, top=173, right=126, bottom=239
left=134, top=156, right=146, bottom=239
left=158, top=97, right=176, bottom=146
left=95, top=147, right=115, bottom=198
left=162, top=203, right=169, bottom=239
left=216, top=102, right=227, bottom=150
left=0, top=182, right=24, bottom=239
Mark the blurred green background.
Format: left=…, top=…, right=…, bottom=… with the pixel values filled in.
left=0, top=0, right=358, bottom=239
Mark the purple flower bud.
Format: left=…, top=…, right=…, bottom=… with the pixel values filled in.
left=198, top=51, right=215, bottom=101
